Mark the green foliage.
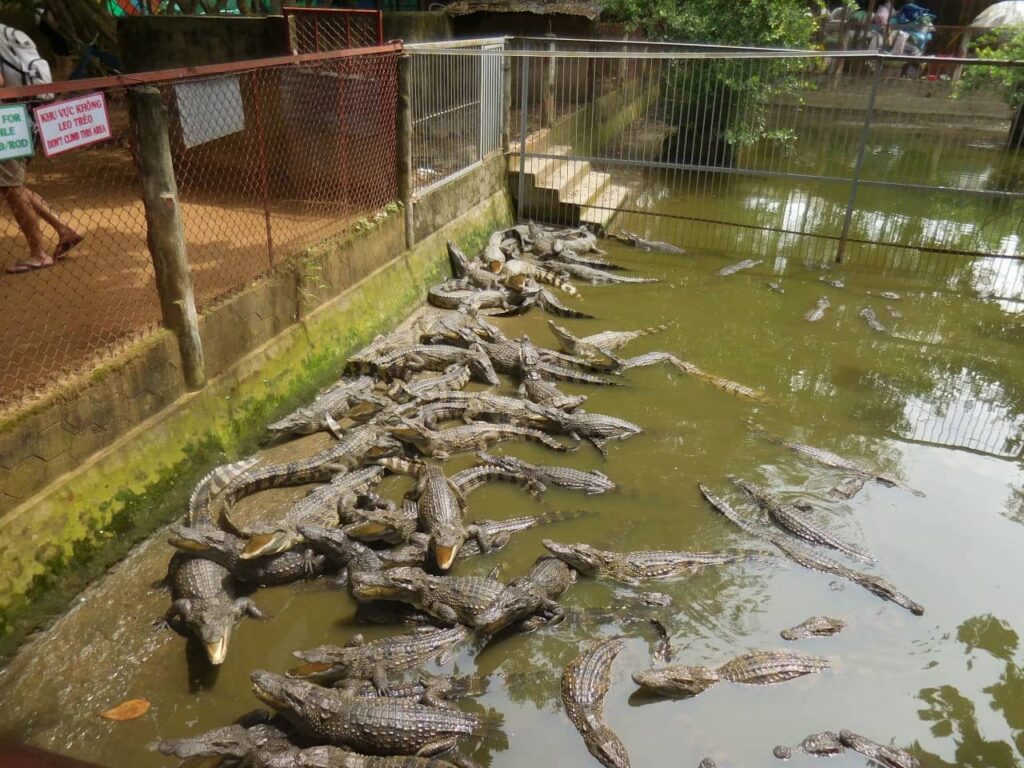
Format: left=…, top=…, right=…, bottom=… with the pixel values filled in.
left=957, top=25, right=1024, bottom=110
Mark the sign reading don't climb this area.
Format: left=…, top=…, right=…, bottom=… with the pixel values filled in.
left=33, top=92, right=111, bottom=157
left=0, top=103, right=34, bottom=161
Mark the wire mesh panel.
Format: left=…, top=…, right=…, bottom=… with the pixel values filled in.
left=0, top=87, right=160, bottom=412
left=408, top=40, right=505, bottom=193
left=502, top=41, right=1024, bottom=300
left=284, top=8, right=383, bottom=54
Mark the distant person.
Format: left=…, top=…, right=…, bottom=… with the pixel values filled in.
left=874, top=0, right=893, bottom=28
left=0, top=24, right=82, bottom=274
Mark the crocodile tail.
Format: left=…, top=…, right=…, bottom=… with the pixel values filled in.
left=476, top=451, right=526, bottom=472
left=376, top=456, right=422, bottom=477
left=525, top=429, right=574, bottom=452
left=534, top=266, right=578, bottom=296
left=535, top=508, right=593, bottom=525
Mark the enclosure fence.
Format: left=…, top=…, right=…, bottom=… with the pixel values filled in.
left=407, top=39, right=506, bottom=194
left=0, top=44, right=400, bottom=414
left=493, top=39, right=1024, bottom=303
left=283, top=7, right=384, bottom=54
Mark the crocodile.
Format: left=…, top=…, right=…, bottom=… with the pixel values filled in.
left=773, top=731, right=845, bottom=760
left=518, top=336, right=590, bottom=411
left=413, top=308, right=503, bottom=346
left=447, top=463, right=545, bottom=497
left=838, top=730, right=920, bottom=768
left=267, top=376, right=382, bottom=439
left=237, top=466, right=388, bottom=558
left=608, top=230, right=686, bottom=254
left=732, top=477, right=875, bottom=563
left=386, top=364, right=473, bottom=404
left=535, top=286, right=596, bottom=319
left=780, top=616, right=846, bottom=641
left=543, top=540, right=763, bottom=585
left=163, top=458, right=264, bottom=665
left=250, top=671, right=481, bottom=756
left=544, top=259, right=657, bottom=285
left=547, top=320, right=670, bottom=359
left=168, top=525, right=328, bottom=587
left=867, top=290, right=902, bottom=300
left=477, top=452, right=615, bottom=495
left=698, top=483, right=925, bottom=615
left=859, top=307, right=888, bottom=333
left=501, top=257, right=579, bottom=296
left=475, top=556, right=574, bottom=635
left=158, top=723, right=292, bottom=761
left=716, top=258, right=762, bottom=276
left=290, top=626, right=470, bottom=691
left=341, top=501, right=420, bottom=546
left=348, top=329, right=416, bottom=366
left=427, top=279, right=510, bottom=312
left=804, top=296, right=830, bottom=322
left=820, top=276, right=845, bottom=289
left=347, top=342, right=500, bottom=386
left=378, top=510, right=590, bottom=567
left=461, top=332, right=619, bottom=380
left=665, top=357, right=767, bottom=400
left=632, top=650, right=829, bottom=698
left=546, top=410, right=642, bottom=456
left=350, top=566, right=511, bottom=629
left=561, top=638, right=631, bottom=768
left=389, top=459, right=470, bottom=570
left=830, top=475, right=868, bottom=500
left=755, top=430, right=922, bottom=495
left=767, top=281, right=784, bottom=293
left=447, top=241, right=504, bottom=290
left=412, top=390, right=564, bottom=432
left=215, top=425, right=402, bottom=531
left=388, top=420, right=572, bottom=461
left=887, top=305, right=903, bottom=319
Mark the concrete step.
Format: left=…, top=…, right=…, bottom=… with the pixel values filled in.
left=561, top=171, right=612, bottom=208
left=580, top=183, right=630, bottom=230
left=509, top=145, right=570, bottom=176
left=538, top=158, right=592, bottom=196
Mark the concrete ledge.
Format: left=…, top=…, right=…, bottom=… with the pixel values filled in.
left=0, top=155, right=511, bottom=653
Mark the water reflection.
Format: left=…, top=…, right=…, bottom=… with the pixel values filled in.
left=916, top=615, right=1024, bottom=767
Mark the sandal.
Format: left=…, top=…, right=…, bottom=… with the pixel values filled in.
left=7, top=259, right=55, bottom=274
left=54, top=234, right=84, bottom=259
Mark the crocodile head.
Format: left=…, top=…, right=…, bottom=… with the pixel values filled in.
left=175, top=594, right=239, bottom=666
left=158, top=724, right=284, bottom=759
left=631, top=665, right=721, bottom=697
left=365, top=435, right=404, bottom=461
left=167, top=524, right=240, bottom=557
left=474, top=587, right=538, bottom=635
left=349, top=567, right=426, bottom=603
left=343, top=510, right=417, bottom=545
left=251, top=671, right=324, bottom=719
left=583, top=718, right=632, bottom=768
left=266, top=408, right=319, bottom=436
left=541, top=540, right=603, bottom=576
left=240, top=527, right=304, bottom=559
left=431, top=525, right=466, bottom=571
left=388, top=419, right=430, bottom=447
left=295, top=525, right=355, bottom=568
left=466, top=343, right=501, bottom=386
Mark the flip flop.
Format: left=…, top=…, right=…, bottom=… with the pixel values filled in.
left=54, top=234, right=84, bottom=260
left=6, top=260, right=55, bottom=274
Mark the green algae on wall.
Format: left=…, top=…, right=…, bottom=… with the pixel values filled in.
left=0, top=189, right=512, bottom=661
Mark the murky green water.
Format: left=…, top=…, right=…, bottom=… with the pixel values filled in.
left=1, top=229, right=1022, bottom=767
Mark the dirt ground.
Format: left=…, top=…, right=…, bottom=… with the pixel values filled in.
left=0, top=142, right=357, bottom=413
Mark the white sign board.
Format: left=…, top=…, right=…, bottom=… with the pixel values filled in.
left=0, top=103, right=34, bottom=160
left=33, top=92, right=111, bottom=157
left=175, top=76, right=245, bottom=149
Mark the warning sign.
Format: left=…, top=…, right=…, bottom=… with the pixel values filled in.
left=33, top=92, right=111, bottom=157
left=0, top=103, right=34, bottom=161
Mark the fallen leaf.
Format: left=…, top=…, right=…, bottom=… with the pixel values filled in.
left=99, top=698, right=151, bottom=721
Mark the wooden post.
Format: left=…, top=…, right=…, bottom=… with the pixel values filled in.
left=130, top=86, right=206, bottom=390
left=541, top=33, right=556, bottom=129
left=953, top=29, right=972, bottom=83
left=397, top=53, right=415, bottom=249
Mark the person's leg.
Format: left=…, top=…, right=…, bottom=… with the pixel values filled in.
left=22, top=187, right=81, bottom=245
left=3, top=186, right=51, bottom=268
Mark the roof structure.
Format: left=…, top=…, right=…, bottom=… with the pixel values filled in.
left=445, top=0, right=603, bottom=20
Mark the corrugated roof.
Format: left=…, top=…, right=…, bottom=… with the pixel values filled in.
left=445, top=1, right=603, bottom=20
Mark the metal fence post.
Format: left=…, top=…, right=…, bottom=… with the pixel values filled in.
left=250, top=72, right=275, bottom=269
left=130, top=86, right=206, bottom=390
left=397, top=53, right=415, bottom=249
left=836, top=55, right=881, bottom=264
left=516, top=53, right=530, bottom=222
left=501, top=48, right=512, bottom=153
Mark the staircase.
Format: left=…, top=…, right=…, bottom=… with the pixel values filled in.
left=510, top=144, right=630, bottom=232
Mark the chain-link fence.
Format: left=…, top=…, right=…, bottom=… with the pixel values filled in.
left=284, top=7, right=384, bottom=54
left=0, top=45, right=400, bottom=414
